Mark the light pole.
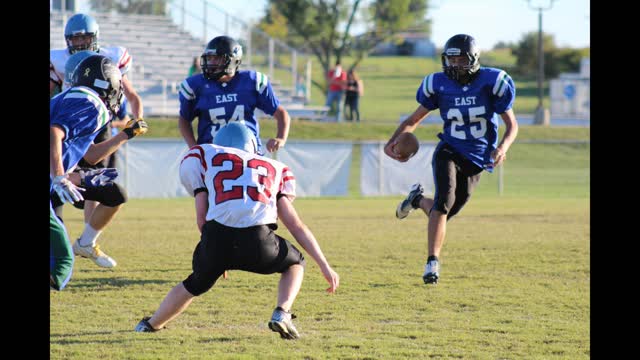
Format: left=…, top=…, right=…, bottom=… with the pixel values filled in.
left=527, top=0, right=556, bottom=125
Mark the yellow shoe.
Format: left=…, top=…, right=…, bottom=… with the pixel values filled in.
left=72, top=241, right=117, bottom=268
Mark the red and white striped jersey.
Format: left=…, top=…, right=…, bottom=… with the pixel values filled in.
left=50, top=46, right=132, bottom=89
left=180, top=144, right=296, bottom=228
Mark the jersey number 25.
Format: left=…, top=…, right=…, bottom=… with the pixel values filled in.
left=447, top=106, right=487, bottom=139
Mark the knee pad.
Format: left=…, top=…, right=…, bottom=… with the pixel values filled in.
left=447, top=193, right=472, bottom=220
left=432, top=193, right=455, bottom=215
left=83, top=183, right=128, bottom=207
left=50, top=192, right=64, bottom=209
left=72, top=199, right=85, bottom=210
left=182, top=272, right=218, bottom=296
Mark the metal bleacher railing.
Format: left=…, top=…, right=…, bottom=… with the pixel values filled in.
left=50, top=1, right=328, bottom=120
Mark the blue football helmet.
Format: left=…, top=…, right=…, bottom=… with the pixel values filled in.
left=213, top=122, right=257, bottom=154
left=71, top=54, right=123, bottom=116
left=64, top=13, right=100, bottom=54
left=441, top=34, right=480, bottom=84
left=64, top=50, right=98, bottom=88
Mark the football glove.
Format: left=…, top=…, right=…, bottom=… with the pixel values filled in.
left=122, top=118, right=148, bottom=139
left=79, top=168, right=118, bottom=188
left=52, top=175, right=85, bottom=204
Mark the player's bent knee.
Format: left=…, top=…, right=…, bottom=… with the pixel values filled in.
left=182, top=272, right=219, bottom=296
left=433, top=197, right=454, bottom=215
left=447, top=196, right=471, bottom=220
left=98, top=183, right=128, bottom=207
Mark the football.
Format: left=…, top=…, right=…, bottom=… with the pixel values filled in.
left=393, top=132, right=419, bottom=160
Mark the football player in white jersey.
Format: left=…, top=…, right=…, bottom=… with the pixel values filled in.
left=135, top=122, right=339, bottom=340
left=50, top=13, right=144, bottom=268
left=50, top=13, right=142, bottom=119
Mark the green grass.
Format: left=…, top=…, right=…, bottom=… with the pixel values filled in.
left=51, top=141, right=589, bottom=359
left=51, top=196, right=589, bottom=359
left=143, top=118, right=589, bottom=141
left=251, top=55, right=552, bottom=122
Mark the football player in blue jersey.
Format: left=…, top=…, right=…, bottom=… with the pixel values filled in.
left=384, top=34, right=519, bottom=285
left=50, top=55, right=149, bottom=290
left=50, top=50, right=132, bottom=269
left=50, top=14, right=145, bottom=269
left=178, top=36, right=290, bottom=154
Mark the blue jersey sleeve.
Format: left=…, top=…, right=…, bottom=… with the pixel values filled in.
left=179, top=77, right=198, bottom=122
left=416, top=74, right=439, bottom=110
left=255, top=72, right=280, bottom=115
left=491, top=70, right=516, bottom=114
left=50, top=90, right=109, bottom=140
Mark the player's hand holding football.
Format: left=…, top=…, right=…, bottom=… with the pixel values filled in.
left=266, top=137, right=285, bottom=152
left=52, top=175, right=85, bottom=204
left=123, top=118, right=149, bottom=139
left=80, top=168, right=118, bottom=188
left=384, top=139, right=411, bottom=162
left=384, top=139, right=401, bottom=160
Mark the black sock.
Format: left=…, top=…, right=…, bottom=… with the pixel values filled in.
left=411, top=194, right=424, bottom=208
left=427, top=255, right=439, bottom=262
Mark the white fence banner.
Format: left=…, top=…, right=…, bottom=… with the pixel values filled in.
left=360, top=142, right=436, bottom=196
left=276, top=141, right=352, bottom=197
left=114, top=139, right=351, bottom=198
left=115, top=139, right=191, bottom=198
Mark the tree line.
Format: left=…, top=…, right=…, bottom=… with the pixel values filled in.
left=88, top=0, right=589, bottom=90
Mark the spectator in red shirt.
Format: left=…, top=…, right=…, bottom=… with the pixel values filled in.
left=325, top=60, right=347, bottom=122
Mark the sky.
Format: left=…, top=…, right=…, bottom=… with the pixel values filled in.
left=77, top=0, right=589, bottom=50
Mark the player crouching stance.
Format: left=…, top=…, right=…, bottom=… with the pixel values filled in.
left=135, top=122, right=339, bottom=339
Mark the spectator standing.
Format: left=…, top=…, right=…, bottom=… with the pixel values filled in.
left=188, top=56, right=201, bottom=77
left=325, top=61, right=347, bottom=122
left=344, top=69, right=363, bottom=122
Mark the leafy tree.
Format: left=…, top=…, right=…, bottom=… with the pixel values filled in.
left=512, top=31, right=557, bottom=78
left=258, top=4, right=289, bottom=40
left=492, top=41, right=514, bottom=50
left=512, top=31, right=588, bottom=78
left=261, top=0, right=431, bottom=93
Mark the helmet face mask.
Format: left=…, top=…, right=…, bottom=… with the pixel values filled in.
left=441, top=34, right=480, bottom=84
left=66, top=34, right=98, bottom=53
left=64, top=14, right=99, bottom=54
left=201, top=36, right=243, bottom=81
left=72, top=55, right=123, bottom=116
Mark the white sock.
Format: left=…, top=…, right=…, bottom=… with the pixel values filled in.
left=78, top=223, right=102, bottom=247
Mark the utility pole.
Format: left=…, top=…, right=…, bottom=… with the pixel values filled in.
left=527, top=0, right=556, bottom=126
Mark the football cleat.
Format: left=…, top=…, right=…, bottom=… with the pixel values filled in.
left=134, top=317, right=162, bottom=332
left=422, top=259, right=440, bottom=284
left=73, top=241, right=117, bottom=268
left=268, top=307, right=299, bottom=340
left=396, top=183, right=424, bottom=219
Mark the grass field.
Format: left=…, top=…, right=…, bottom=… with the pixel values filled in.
left=142, top=119, right=589, bottom=142
left=250, top=55, right=549, bottom=123
left=50, top=141, right=589, bottom=358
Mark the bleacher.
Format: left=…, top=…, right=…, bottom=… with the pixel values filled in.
left=50, top=12, right=329, bottom=120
